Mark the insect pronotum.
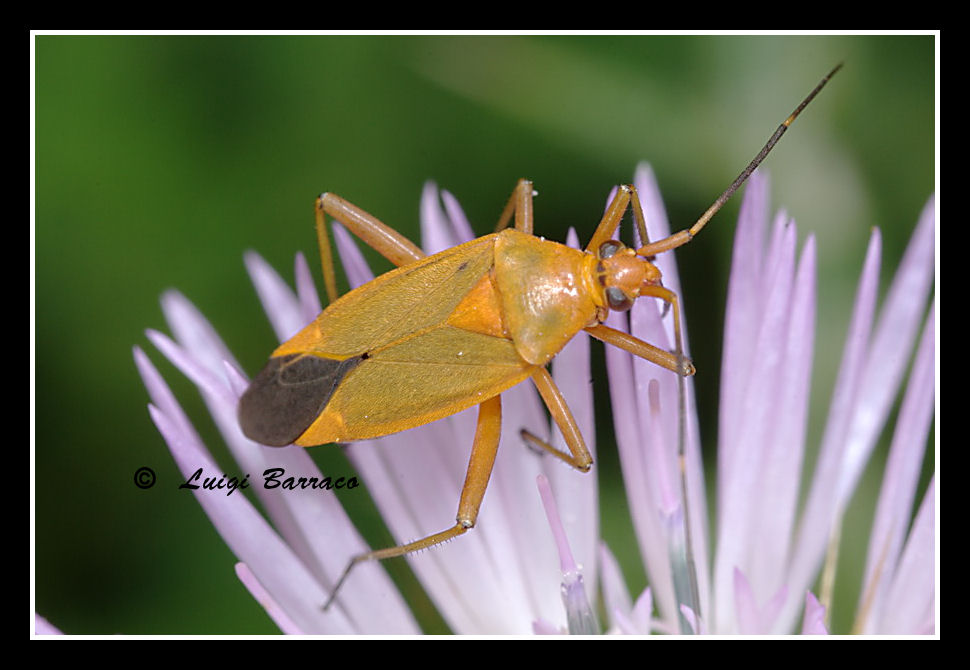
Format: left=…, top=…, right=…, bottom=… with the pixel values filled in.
left=238, top=64, right=842, bottom=614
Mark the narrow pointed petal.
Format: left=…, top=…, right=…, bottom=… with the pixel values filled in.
left=715, top=218, right=798, bottom=631
left=34, top=614, right=62, bottom=635
left=733, top=567, right=760, bottom=635
left=331, top=223, right=375, bottom=288
left=801, top=592, right=828, bottom=635
left=613, top=587, right=657, bottom=635
left=604, top=164, right=710, bottom=629
left=421, top=181, right=475, bottom=254
left=837, top=198, right=935, bottom=505
left=719, top=171, right=770, bottom=469
left=420, top=181, right=459, bottom=255
left=878, top=478, right=936, bottom=634
left=753, top=236, right=817, bottom=625
left=293, top=252, right=322, bottom=324
left=860, top=308, right=935, bottom=633
left=440, top=189, right=477, bottom=243
left=235, top=563, right=304, bottom=635
left=788, top=198, right=935, bottom=631
left=135, top=346, right=418, bottom=634
left=631, top=587, right=655, bottom=634
left=244, top=251, right=307, bottom=343
left=785, top=228, right=881, bottom=623
left=599, top=543, right=633, bottom=633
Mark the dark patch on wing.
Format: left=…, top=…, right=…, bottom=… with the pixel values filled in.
left=238, top=353, right=364, bottom=446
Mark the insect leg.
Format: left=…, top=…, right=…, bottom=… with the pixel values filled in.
left=584, top=184, right=651, bottom=254
left=521, top=367, right=594, bottom=472
left=315, top=193, right=427, bottom=304
left=323, top=395, right=502, bottom=611
left=585, top=323, right=694, bottom=376
left=636, top=285, right=686, bottom=377
left=635, top=283, right=704, bottom=624
left=494, top=178, right=535, bottom=234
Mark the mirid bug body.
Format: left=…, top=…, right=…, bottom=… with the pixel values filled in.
left=240, top=226, right=661, bottom=448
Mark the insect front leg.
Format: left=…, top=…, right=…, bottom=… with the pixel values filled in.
left=584, top=323, right=695, bottom=376
left=584, top=184, right=651, bottom=254
left=520, top=367, right=594, bottom=472
left=315, top=193, right=427, bottom=304
left=588, top=286, right=690, bottom=381
left=323, top=395, right=502, bottom=611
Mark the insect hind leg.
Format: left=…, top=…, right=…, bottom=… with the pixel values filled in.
left=520, top=368, right=593, bottom=472
left=323, top=395, right=502, bottom=612
left=315, top=193, right=427, bottom=305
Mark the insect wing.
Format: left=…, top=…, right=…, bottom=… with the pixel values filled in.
left=242, top=233, right=530, bottom=446
left=297, top=324, right=530, bottom=444
left=276, top=235, right=497, bottom=358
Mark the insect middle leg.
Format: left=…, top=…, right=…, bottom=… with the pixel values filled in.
left=315, top=193, right=427, bottom=304
left=520, top=367, right=594, bottom=473
left=324, top=395, right=503, bottom=611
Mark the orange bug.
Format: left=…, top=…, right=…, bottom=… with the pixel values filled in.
left=238, top=65, right=841, bottom=608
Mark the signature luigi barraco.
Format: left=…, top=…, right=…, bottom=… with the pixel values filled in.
left=180, top=467, right=360, bottom=497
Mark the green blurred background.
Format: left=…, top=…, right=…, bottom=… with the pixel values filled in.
left=34, top=35, right=935, bottom=635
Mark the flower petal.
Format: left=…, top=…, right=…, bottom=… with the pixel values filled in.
left=603, top=165, right=711, bottom=630
left=716, top=216, right=798, bottom=631
left=34, top=614, right=63, bottom=635
left=599, top=542, right=633, bottom=632
left=860, top=307, right=935, bottom=633
left=235, top=562, right=304, bottom=635
left=244, top=251, right=306, bottom=343
left=878, top=477, right=936, bottom=634
left=135, top=346, right=418, bottom=633
left=837, top=197, right=935, bottom=505
left=800, top=592, right=828, bottom=635
left=787, top=197, right=935, bottom=631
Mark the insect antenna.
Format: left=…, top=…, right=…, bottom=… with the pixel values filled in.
left=690, top=63, right=842, bottom=239
left=636, top=63, right=842, bottom=259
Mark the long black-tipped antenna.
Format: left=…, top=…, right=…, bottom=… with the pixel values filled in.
left=690, top=63, right=843, bottom=240
left=637, top=63, right=843, bottom=261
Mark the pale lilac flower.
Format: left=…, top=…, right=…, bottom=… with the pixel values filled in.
left=138, top=168, right=934, bottom=635
left=599, top=164, right=935, bottom=635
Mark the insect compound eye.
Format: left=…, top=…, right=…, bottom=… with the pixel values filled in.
left=598, top=240, right=624, bottom=259
left=605, top=286, right=634, bottom=311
